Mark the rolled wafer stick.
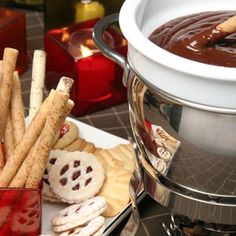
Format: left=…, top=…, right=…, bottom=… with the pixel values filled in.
left=29, top=50, right=46, bottom=121
left=0, top=60, right=3, bottom=84
left=0, top=89, right=55, bottom=187
left=0, top=48, right=18, bottom=168
left=190, top=15, right=236, bottom=47
left=3, top=111, right=15, bottom=160
left=10, top=71, right=25, bottom=145
left=25, top=91, right=69, bottom=188
left=217, top=15, right=236, bottom=33
left=9, top=99, right=74, bottom=188
left=57, top=76, right=74, bottom=93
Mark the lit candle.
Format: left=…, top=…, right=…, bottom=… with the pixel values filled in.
left=76, top=53, right=115, bottom=102
left=68, top=28, right=115, bottom=102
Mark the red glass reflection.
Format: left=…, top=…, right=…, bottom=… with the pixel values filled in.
left=0, top=188, right=41, bottom=235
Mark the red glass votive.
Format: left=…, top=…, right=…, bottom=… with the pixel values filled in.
left=0, top=8, right=29, bottom=74
left=0, top=187, right=42, bottom=236
left=44, top=19, right=128, bottom=116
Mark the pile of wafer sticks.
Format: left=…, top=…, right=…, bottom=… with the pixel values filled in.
left=0, top=47, right=74, bottom=189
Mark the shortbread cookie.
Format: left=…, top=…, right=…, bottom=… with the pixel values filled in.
left=48, top=150, right=105, bottom=204
left=53, top=121, right=79, bottom=150
left=57, top=216, right=105, bottom=236
left=96, top=144, right=135, bottom=173
left=52, top=196, right=106, bottom=226
left=63, top=138, right=96, bottom=153
left=98, top=165, right=131, bottom=217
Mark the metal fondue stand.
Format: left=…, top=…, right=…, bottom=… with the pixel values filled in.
left=93, top=14, right=236, bottom=236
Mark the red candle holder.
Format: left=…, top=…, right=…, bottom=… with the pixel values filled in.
left=44, top=19, right=127, bottom=116
left=0, top=8, right=29, bottom=74
left=0, top=187, right=42, bottom=235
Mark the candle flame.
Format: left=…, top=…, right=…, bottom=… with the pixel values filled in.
left=61, top=27, right=70, bottom=42
left=80, top=44, right=93, bottom=58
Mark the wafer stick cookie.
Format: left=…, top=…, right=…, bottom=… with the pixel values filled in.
left=10, top=99, right=74, bottom=188
left=0, top=48, right=18, bottom=168
left=29, top=50, right=46, bottom=121
left=4, top=111, right=15, bottom=160
left=0, top=60, right=3, bottom=84
left=0, top=89, right=55, bottom=187
left=10, top=71, right=25, bottom=145
left=25, top=91, right=69, bottom=188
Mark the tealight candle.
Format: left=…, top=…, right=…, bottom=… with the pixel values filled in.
left=68, top=28, right=115, bottom=101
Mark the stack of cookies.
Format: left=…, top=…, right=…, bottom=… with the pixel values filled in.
left=43, top=120, right=136, bottom=234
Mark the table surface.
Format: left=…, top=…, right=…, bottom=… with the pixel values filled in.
left=18, top=9, right=170, bottom=236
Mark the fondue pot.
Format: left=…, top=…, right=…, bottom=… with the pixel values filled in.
left=93, top=0, right=236, bottom=235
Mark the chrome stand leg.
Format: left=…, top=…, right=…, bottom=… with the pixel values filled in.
left=120, top=138, right=143, bottom=236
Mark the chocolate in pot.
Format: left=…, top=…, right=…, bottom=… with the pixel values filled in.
left=149, top=11, right=236, bottom=67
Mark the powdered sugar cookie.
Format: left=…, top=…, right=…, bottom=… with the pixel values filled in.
left=53, top=121, right=79, bottom=150
left=57, top=216, right=105, bottom=236
left=48, top=150, right=105, bottom=204
left=52, top=196, right=106, bottom=226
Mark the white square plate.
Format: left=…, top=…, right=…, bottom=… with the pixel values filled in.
left=41, top=117, right=144, bottom=235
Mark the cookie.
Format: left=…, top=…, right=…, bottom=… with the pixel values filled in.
left=53, top=121, right=79, bottom=150
left=52, top=196, right=106, bottom=226
left=96, top=144, right=135, bottom=173
left=97, top=165, right=131, bottom=217
left=43, top=150, right=62, bottom=202
left=157, top=147, right=171, bottom=162
left=43, top=182, right=60, bottom=203
left=148, top=153, right=166, bottom=173
left=48, top=150, right=105, bottom=204
left=57, top=216, right=105, bottom=236
left=63, top=138, right=96, bottom=153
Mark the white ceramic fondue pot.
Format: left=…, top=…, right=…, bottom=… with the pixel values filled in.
left=93, top=0, right=236, bottom=234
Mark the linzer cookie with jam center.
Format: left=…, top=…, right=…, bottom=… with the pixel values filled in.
left=48, top=150, right=105, bottom=204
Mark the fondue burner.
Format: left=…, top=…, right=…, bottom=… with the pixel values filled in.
left=93, top=3, right=236, bottom=235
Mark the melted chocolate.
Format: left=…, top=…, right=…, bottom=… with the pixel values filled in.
left=149, top=11, right=236, bottom=67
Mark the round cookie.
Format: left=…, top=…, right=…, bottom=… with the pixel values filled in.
left=48, top=150, right=105, bottom=204
left=43, top=150, right=63, bottom=202
left=57, top=216, right=105, bottom=236
left=157, top=147, right=171, bottom=162
left=52, top=196, right=106, bottom=226
left=53, top=121, right=79, bottom=150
